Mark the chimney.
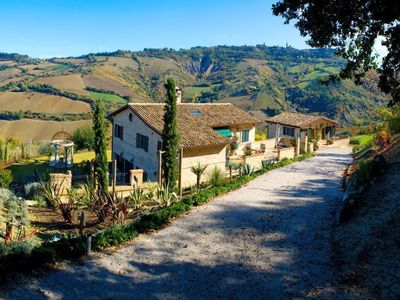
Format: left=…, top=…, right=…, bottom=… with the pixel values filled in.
left=175, top=86, right=182, bottom=104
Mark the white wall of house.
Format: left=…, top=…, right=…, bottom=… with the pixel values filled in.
left=112, top=109, right=161, bottom=181
left=112, top=109, right=228, bottom=187
left=266, top=123, right=301, bottom=140
left=230, top=125, right=256, bottom=155
left=181, top=145, right=227, bottom=187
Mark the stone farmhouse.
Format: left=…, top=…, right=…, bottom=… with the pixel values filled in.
left=109, top=101, right=259, bottom=187
left=265, top=112, right=339, bottom=152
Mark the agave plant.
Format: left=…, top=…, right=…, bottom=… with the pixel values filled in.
left=241, top=163, right=254, bottom=176
left=154, top=185, right=178, bottom=208
left=129, top=187, right=145, bottom=210
left=190, top=162, right=208, bottom=189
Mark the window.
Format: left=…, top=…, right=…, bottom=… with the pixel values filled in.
left=157, top=141, right=162, bottom=151
left=136, top=133, right=149, bottom=152
left=283, top=126, right=295, bottom=137
left=114, top=124, right=123, bottom=140
left=129, top=113, right=133, bottom=122
left=241, top=130, right=249, bottom=142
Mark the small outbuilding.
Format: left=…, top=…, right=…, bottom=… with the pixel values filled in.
left=49, top=131, right=74, bottom=168
left=265, top=112, right=339, bottom=150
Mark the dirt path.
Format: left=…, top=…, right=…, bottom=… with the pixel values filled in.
left=3, top=147, right=352, bottom=300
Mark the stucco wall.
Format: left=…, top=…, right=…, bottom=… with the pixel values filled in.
left=181, top=145, right=227, bottom=187
left=230, top=125, right=256, bottom=155
left=112, top=109, right=161, bottom=181
left=278, top=147, right=295, bottom=160
left=267, top=123, right=300, bottom=139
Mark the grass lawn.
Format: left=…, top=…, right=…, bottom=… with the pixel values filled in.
left=349, top=134, right=374, bottom=146
left=9, top=150, right=112, bottom=184
left=88, top=91, right=127, bottom=104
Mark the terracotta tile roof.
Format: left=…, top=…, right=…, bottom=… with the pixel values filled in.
left=265, top=112, right=339, bottom=128
left=110, top=103, right=259, bottom=149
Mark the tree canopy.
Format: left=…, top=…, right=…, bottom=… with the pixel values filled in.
left=272, top=0, right=400, bottom=105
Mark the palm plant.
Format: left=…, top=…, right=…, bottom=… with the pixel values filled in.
left=190, top=162, right=208, bottom=189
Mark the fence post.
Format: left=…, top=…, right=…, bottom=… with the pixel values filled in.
left=178, top=148, right=183, bottom=199
left=112, top=159, right=117, bottom=199
left=157, top=150, right=163, bottom=186
left=86, top=235, right=92, bottom=256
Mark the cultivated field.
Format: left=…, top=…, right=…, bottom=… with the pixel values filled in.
left=83, top=75, right=133, bottom=97
left=34, top=74, right=86, bottom=91
left=0, top=119, right=91, bottom=142
left=0, top=91, right=91, bottom=113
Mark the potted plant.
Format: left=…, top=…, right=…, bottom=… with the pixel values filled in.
left=229, top=139, right=239, bottom=156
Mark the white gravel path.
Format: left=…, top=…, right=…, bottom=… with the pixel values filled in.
left=3, top=147, right=352, bottom=300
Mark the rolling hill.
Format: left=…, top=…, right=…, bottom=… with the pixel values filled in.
left=0, top=46, right=388, bottom=141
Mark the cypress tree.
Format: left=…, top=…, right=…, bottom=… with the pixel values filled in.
left=93, top=100, right=109, bottom=194
left=162, top=78, right=180, bottom=189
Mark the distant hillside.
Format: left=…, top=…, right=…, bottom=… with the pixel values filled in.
left=0, top=46, right=388, bottom=140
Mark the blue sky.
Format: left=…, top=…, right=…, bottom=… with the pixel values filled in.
left=0, top=0, right=309, bottom=58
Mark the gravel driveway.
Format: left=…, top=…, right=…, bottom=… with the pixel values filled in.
left=3, top=147, right=352, bottom=300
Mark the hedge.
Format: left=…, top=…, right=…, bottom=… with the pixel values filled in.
left=0, top=152, right=314, bottom=280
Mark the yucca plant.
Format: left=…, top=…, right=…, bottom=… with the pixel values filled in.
left=190, top=162, right=208, bottom=189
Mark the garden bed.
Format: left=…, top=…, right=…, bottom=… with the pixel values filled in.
left=0, top=152, right=315, bottom=282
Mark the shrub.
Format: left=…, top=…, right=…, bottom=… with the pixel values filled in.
left=230, top=139, right=239, bottom=152
left=0, top=169, right=13, bottom=189
left=208, top=167, right=226, bottom=187
left=244, top=147, right=252, bottom=156
left=37, top=142, right=52, bottom=157
left=73, top=125, right=95, bottom=151
left=255, top=129, right=267, bottom=141
left=375, top=129, right=390, bottom=149
left=349, top=137, right=360, bottom=145
left=0, top=188, right=29, bottom=242
left=355, top=159, right=373, bottom=186
left=23, top=182, right=42, bottom=199
left=33, top=194, right=47, bottom=207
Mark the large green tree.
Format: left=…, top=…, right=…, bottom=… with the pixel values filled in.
left=272, top=0, right=400, bottom=105
left=162, top=78, right=180, bottom=189
left=93, top=100, right=109, bottom=194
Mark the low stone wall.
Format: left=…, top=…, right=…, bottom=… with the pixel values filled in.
left=308, top=142, right=314, bottom=153
left=49, top=171, right=72, bottom=196
left=278, top=147, right=295, bottom=160
left=130, top=169, right=144, bottom=187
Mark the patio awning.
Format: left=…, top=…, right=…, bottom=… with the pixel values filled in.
left=214, top=128, right=233, bottom=138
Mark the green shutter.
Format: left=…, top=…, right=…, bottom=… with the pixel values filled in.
left=214, top=128, right=232, bottom=138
